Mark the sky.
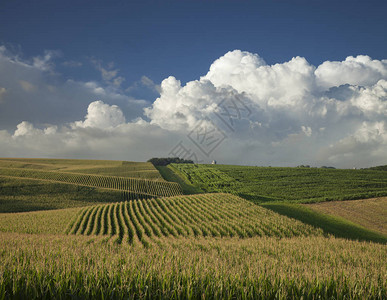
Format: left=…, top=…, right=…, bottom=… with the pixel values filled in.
left=0, top=0, right=386, bottom=168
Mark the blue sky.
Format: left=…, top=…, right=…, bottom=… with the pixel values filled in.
left=2, top=0, right=386, bottom=87
left=0, top=0, right=386, bottom=167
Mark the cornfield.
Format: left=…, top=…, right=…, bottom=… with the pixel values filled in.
left=1, top=232, right=385, bottom=299
left=0, top=167, right=182, bottom=198
left=1, top=159, right=386, bottom=299
left=66, top=193, right=323, bottom=246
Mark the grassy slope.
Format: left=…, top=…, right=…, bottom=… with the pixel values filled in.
left=0, top=158, right=162, bottom=179
left=306, top=197, right=387, bottom=236
left=261, top=202, right=387, bottom=244
left=0, top=158, right=121, bottom=171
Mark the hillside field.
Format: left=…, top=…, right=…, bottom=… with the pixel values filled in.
left=0, top=158, right=386, bottom=299
left=0, top=159, right=182, bottom=212
left=66, top=194, right=323, bottom=247
left=0, top=158, right=162, bottom=179
left=169, top=163, right=387, bottom=203
left=0, top=192, right=386, bottom=299
left=307, top=197, right=387, bottom=236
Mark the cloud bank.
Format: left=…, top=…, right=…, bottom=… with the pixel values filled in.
left=0, top=46, right=146, bottom=131
left=1, top=48, right=386, bottom=168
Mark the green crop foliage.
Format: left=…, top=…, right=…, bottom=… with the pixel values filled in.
left=0, top=177, right=127, bottom=212
left=156, top=165, right=204, bottom=194
left=0, top=207, right=82, bottom=235
left=0, top=232, right=386, bottom=299
left=1, top=158, right=386, bottom=298
left=0, top=159, right=183, bottom=211
left=0, top=167, right=183, bottom=202
left=67, top=193, right=324, bottom=247
left=170, top=164, right=387, bottom=203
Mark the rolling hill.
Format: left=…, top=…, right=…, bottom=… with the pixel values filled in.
left=169, top=163, right=387, bottom=203
left=1, top=158, right=386, bottom=299
left=66, top=193, right=323, bottom=246
left=0, top=158, right=182, bottom=212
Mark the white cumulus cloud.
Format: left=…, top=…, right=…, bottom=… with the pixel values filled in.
left=1, top=48, right=386, bottom=168
left=73, top=100, right=126, bottom=129
left=144, top=50, right=387, bottom=167
left=13, top=121, right=42, bottom=137
left=0, top=46, right=147, bottom=131
left=315, top=55, right=387, bottom=90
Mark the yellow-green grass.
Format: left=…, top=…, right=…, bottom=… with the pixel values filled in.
left=0, top=207, right=82, bottom=234
left=0, top=158, right=162, bottom=180
left=0, top=158, right=124, bottom=171
left=262, top=202, right=387, bottom=244
left=306, top=197, right=387, bottom=236
left=0, top=177, right=127, bottom=212
left=69, top=166, right=162, bottom=179
left=67, top=193, right=323, bottom=246
left=1, top=232, right=385, bottom=299
left=0, top=167, right=183, bottom=199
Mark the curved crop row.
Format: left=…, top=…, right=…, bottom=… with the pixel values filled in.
left=0, top=167, right=182, bottom=198
left=68, top=193, right=323, bottom=246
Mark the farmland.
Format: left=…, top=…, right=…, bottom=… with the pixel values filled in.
left=0, top=158, right=162, bottom=179
left=167, top=163, right=387, bottom=242
left=0, top=167, right=182, bottom=198
left=307, top=197, right=387, bottom=236
left=66, top=194, right=323, bottom=246
left=170, top=163, right=387, bottom=203
left=1, top=233, right=386, bottom=299
left=0, top=177, right=125, bottom=212
left=0, top=159, right=182, bottom=211
left=0, top=158, right=386, bottom=298
left=0, top=207, right=82, bottom=234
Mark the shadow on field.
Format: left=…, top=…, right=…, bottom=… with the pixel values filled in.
left=237, top=193, right=282, bottom=203
left=155, top=166, right=204, bottom=194
left=261, top=202, right=387, bottom=244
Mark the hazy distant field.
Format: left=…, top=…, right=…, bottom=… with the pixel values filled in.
left=0, top=158, right=162, bottom=179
